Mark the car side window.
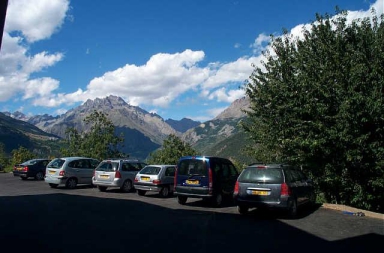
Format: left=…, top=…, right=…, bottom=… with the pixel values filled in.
left=228, top=164, right=238, bottom=176
left=89, top=159, right=100, bottom=169
left=165, top=167, right=175, bottom=177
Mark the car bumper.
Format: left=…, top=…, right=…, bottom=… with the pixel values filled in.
left=174, top=186, right=212, bottom=198
left=92, top=178, right=123, bottom=188
left=134, top=183, right=162, bottom=192
left=234, top=195, right=291, bottom=210
left=13, top=171, right=29, bottom=177
left=45, top=176, right=67, bottom=185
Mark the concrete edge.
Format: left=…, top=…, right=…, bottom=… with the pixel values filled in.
left=321, top=203, right=384, bottom=220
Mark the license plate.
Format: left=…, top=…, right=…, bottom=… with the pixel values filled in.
left=17, top=168, right=22, bottom=171
left=49, top=170, right=55, bottom=174
left=186, top=180, right=199, bottom=185
left=252, top=190, right=269, bottom=196
left=141, top=177, right=150, bottom=181
left=100, top=175, right=109, bottom=179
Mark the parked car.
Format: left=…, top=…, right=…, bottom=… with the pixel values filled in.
left=92, top=158, right=147, bottom=192
left=134, top=165, right=176, bottom=197
left=174, top=156, right=239, bottom=207
left=233, top=163, right=316, bottom=217
left=13, top=159, right=50, bottom=180
left=44, top=157, right=100, bottom=189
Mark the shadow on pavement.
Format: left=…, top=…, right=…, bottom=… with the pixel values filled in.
left=0, top=193, right=382, bottom=253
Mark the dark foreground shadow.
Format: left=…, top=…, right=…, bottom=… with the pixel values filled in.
left=0, top=194, right=382, bottom=253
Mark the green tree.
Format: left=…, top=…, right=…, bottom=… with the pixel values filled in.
left=242, top=9, right=384, bottom=212
left=11, top=146, right=35, bottom=166
left=0, top=142, right=9, bottom=167
left=61, top=111, right=126, bottom=161
left=147, top=134, right=198, bottom=165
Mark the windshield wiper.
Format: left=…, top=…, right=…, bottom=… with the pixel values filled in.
left=188, top=173, right=206, bottom=178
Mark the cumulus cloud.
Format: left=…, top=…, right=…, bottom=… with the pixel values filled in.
left=0, top=0, right=69, bottom=103
left=5, top=0, right=70, bottom=42
left=74, top=49, right=211, bottom=108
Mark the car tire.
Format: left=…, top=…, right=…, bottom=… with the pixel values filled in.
left=98, top=186, right=107, bottom=192
left=49, top=183, right=58, bottom=188
left=137, top=190, right=146, bottom=196
left=177, top=196, right=187, bottom=205
left=159, top=186, right=170, bottom=198
left=35, top=171, right=44, bottom=180
left=65, top=178, right=77, bottom=189
left=120, top=180, right=133, bottom=193
left=237, top=205, right=249, bottom=215
left=212, top=193, right=223, bottom=207
left=288, top=198, right=298, bottom=218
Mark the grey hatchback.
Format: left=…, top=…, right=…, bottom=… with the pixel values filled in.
left=233, top=163, right=316, bottom=217
left=134, top=165, right=176, bottom=197
left=92, top=159, right=147, bottom=192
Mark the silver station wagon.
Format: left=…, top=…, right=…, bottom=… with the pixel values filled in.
left=45, top=157, right=100, bottom=189
left=93, top=159, right=147, bottom=192
left=134, top=165, right=176, bottom=197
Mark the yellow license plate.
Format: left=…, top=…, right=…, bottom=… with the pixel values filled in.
left=17, top=168, right=23, bottom=171
left=186, top=180, right=199, bottom=185
left=141, top=177, right=150, bottom=181
left=49, top=170, right=55, bottom=174
left=252, top=190, right=269, bottom=196
left=100, top=175, right=109, bottom=179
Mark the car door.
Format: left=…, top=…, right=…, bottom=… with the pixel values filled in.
left=162, top=166, right=175, bottom=186
left=221, top=161, right=239, bottom=195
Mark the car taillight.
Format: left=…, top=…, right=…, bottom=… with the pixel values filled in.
left=153, top=179, right=161, bottom=184
left=93, top=170, right=96, bottom=177
left=115, top=170, right=121, bottom=178
left=134, top=177, right=138, bottom=182
left=234, top=181, right=239, bottom=195
left=59, top=171, right=65, bottom=176
left=280, top=183, right=292, bottom=196
left=208, top=168, right=213, bottom=194
left=23, top=166, right=29, bottom=172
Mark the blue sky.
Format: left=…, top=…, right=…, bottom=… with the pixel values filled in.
left=0, top=0, right=382, bottom=122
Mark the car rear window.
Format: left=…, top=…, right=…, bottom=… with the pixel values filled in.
left=96, top=161, right=119, bottom=171
left=238, top=167, right=283, bottom=184
left=22, top=160, right=38, bottom=165
left=140, top=166, right=161, bottom=175
left=47, top=159, right=65, bottom=169
left=178, top=159, right=208, bottom=177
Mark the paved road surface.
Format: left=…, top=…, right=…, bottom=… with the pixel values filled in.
left=0, top=173, right=383, bottom=253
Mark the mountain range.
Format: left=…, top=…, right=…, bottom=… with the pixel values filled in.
left=1, top=95, right=253, bottom=163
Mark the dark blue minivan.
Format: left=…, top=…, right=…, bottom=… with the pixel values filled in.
left=174, top=156, right=239, bottom=207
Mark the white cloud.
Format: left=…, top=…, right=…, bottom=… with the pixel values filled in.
left=0, top=0, right=69, bottom=103
left=72, top=49, right=211, bottom=108
left=250, top=33, right=270, bottom=54
left=5, top=0, right=70, bottom=42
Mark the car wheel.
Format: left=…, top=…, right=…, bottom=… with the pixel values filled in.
left=177, top=196, right=187, bottom=205
left=237, top=205, right=249, bottom=215
left=121, top=180, right=133, bottom=193
left=21, top=177, right=28, bottom=180
left=212, top=193, right=223, bottom=207
left=159, top=186, right=170, bottom=198
left=35, top=172, right=44, bottom=180
left=98, top=186, right=107, bottom=192
left=49, top=183, right=58, bottom=188
left=288, top=198, right=298, bottom=218
left=137, top=190, right=146, bottom=196
left=65, top=178, right=77, bottom=189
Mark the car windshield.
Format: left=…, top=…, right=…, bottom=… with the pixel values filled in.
left=238, top=167, right=283, bottom=184
left=140, top=166, right=161, bottom=175
left=96, top=161, right=119, bottom=171
left=47, top=159, right=65, bottom=169
left=178, top=159, right=208, bottom=177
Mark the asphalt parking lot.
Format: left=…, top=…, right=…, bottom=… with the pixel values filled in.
left=0, top=173, right=383, bottom=253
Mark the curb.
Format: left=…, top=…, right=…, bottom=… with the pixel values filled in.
left=321, top=203, right=384, bottom=220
